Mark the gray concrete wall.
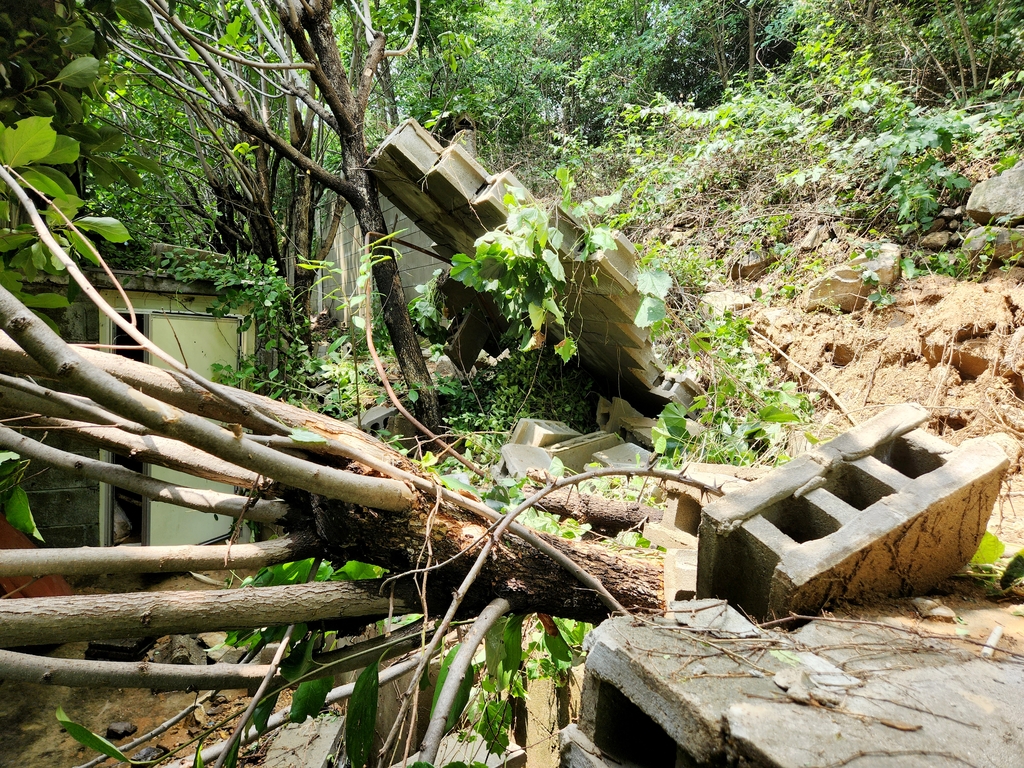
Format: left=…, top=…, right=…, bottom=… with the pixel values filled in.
left=323, top=194, right=446, bottom=323
left=27, top=297, right=102, bottom=547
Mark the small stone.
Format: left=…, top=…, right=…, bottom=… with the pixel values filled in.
left=106, top=722, right=137, bottom=740
left=926, top=218, right=946, bottom=234
left=963, top=226, right=1024, bottom=262
left=948, top=219, right=961, bottom=231
left=132, top=747, right=168, bottom=762
left=167, top=635, right=207, bottom=666
left=966, top=161, right=1024, bottom=225
left=940, top=207, right=958, bottom=220
left=198, top=632, right=227, bottom=648
left=920, top=231, right=951, bottom=250
left=798, top=223, right=831, bottom=251
left=701, top=290, right=753, bottom=315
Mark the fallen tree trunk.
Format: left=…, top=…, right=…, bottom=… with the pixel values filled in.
left=0, top=538, right=311, bottom=578
left=0, top=580, right=419, bottom=647
left=538, top=486, right=665, bottom=535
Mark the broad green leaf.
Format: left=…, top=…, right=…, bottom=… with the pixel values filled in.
left=636, top=269, right=673, bottom=299
left=51, top=57, right=100, bottom=88
left=554, top=337, right=576, bottom=363
left=972, top=531, right=1005, bottom=565
left=289, top=677, right=333, bottom=723
left=541, top=628, right=572, bottom=671
left=116, top=0, right=155, bottom=27
left=288, top=427, right=327, bottom=444
left=68, top=229, right=100, bottom=265
left=5, top=486, right=41, bottom=540
left=0, top=117, right=57, bottom=167
left=346, top=658, right=380, bottom=768
left=123, top=154, right=163, bottom=175
left=22, top=292, right=70, bottom=309
left=527, top=303, right=546, bottom=331
left=756, top=405, right=801, bottom=423
left=1000, top=552, right=1024, bottom=589
left=62, top=27, right=96, bottom=55
left=634, top=296, right=667, bottom=328
left=30, top=165, right=77, bottom=196
left=0, top=451, right=21, bottom=465
left=588, top=227, right=616, bottom=252
left=0, top=231, right=35, bottom=253
left=39, top=135, right=81, bottom=165
left=430, top=646, right=474, bottom=730
left=19, top=168, right=67, bottom=199
left=251, top=691, right=279, bottom=734
left=542, top=248, right=565, bottom=283
left=75, top=217, right=130, bottom=243
left=55, top=707, right=132, bottom=763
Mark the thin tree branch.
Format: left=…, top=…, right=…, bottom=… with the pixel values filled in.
left=418, top=597, right=510, bottom=764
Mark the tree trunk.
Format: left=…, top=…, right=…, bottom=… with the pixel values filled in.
left=347, top=140, right=440, bottom=431
left=538, top=487, right=664, bottom=536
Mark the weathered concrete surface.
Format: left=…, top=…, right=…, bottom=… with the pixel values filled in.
left=511, top=419, right=581, bottom=448
left=500, top=444, right=553, bottom=480
left=547, top=432, right=624, bottom=472
left=264, top=715, right=345, bottom=768
left=572, top=614, right=1024, bottom=768
left=592, top=442, right=650, bottom=468
left=698, top=404, right=1009, bottom=620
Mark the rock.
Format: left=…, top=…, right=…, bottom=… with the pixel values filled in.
left=208, top=645, right=247, bottom=664
left=920, top=230, right=951, bottom=250
left=797, top=222, right=831, bottom=251
left=966, top=162, right=1024, bottom=225
left=926, top=218, right=947, bottom=233
left=940, top=207, right=958, bottom=220
left=730, top=251, right=776, bottom=280
left=198, top=631, right=227, bottom=648
left=963, top=226, right=1024, bottom=263
left=433, top=354, right=459, bottom=379
left=803, top=245, right=899, bottom=313
left=132, top=747, right=168, bottom=762
left=167, top=635, right=207, bottom=666
left=948, top=218, right=961, bottom=231
left=106, top=722, right=137, bottom=740
left=701, top=290, right=753, bottom=315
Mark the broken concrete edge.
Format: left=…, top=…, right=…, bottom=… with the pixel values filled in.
left=697, top=403, right=1010, bottom=620
left=572, top=613, right=1024, bottom=768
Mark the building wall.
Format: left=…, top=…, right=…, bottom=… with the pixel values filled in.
left=323, top=194, right=446, bottom=322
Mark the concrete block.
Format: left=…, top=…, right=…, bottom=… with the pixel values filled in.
left=500, top=444, right=553, bottom=480
left=595, top=397, right=643, bottom=434
left=667, top=598, right=759, bottom=637
left=547, top=432, right=624, bottom=472
left=510, top=418, right=580, bottom=448
left=559, top=724, right=612, bottom=768
left=618, top=416, right=656, bottom=450
left=346, top=405, right=398, bottom=433
left=264, top=715, right=345, bottom=768
left=642, top=520, right=698, bottom=550
left=663, top=549, right=698, bottom=602
left=426, top=144, right=490, bottom=208
left=592, top=442, right=650, bottom=468
left=577, top=615, right=1024, bottom=767
left=374, top=119, right=443, bottom=179
left=697, top=404, right=1009, bottom=620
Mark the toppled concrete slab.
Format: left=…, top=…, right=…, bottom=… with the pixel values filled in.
left=592, top=442, right=650, bottom=468
left=370, top=119, right=678, bottom=408
left=399, top=734, right=526, bottom=768
left=264, top=715, right=345, bottom=768
left=570, top=614, right=1024, bottom=768
left=698, top=404, right=1009, bottom=620
left=510, top=418, right=581, bottom=448
left=346, top=405, right=398, bottom=433
left=547, top=432, right=623, bottom=472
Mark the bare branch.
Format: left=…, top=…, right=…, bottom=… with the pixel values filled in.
left=0, top=579, right=418, bottom=647
left=0, top=424, right=286, bottom=521
left=0, top=538, right=306, bottom=578
left=418, top=597, right=510, bottom=764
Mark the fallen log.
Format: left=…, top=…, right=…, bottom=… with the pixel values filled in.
left=537, top=486, right=665, bottom=535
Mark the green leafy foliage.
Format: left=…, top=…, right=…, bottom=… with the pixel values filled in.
left=431, top=645, right=475, bottom=733
left=0, top=451, right=38, bottom=540
left=55, top=707, right=134, bottom=764
left=972, top=531, right=1006, bottom=565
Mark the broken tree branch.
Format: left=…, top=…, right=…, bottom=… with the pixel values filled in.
left=0, top=538, right=309, bottom=578
left=418, top=597, right=510, bottom=764
left=0, top=424, right=288, bottom=522
left=0, top=580, right=418, bottom=647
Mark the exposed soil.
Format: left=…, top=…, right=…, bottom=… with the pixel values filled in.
left=748, top=269, right=1024, bottom=546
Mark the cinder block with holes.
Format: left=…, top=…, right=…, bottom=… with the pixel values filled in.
left=697, top=404, right=1009, bottom=620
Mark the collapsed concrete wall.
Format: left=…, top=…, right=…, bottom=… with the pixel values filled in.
left=369, top=119, right=681, bottom=409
